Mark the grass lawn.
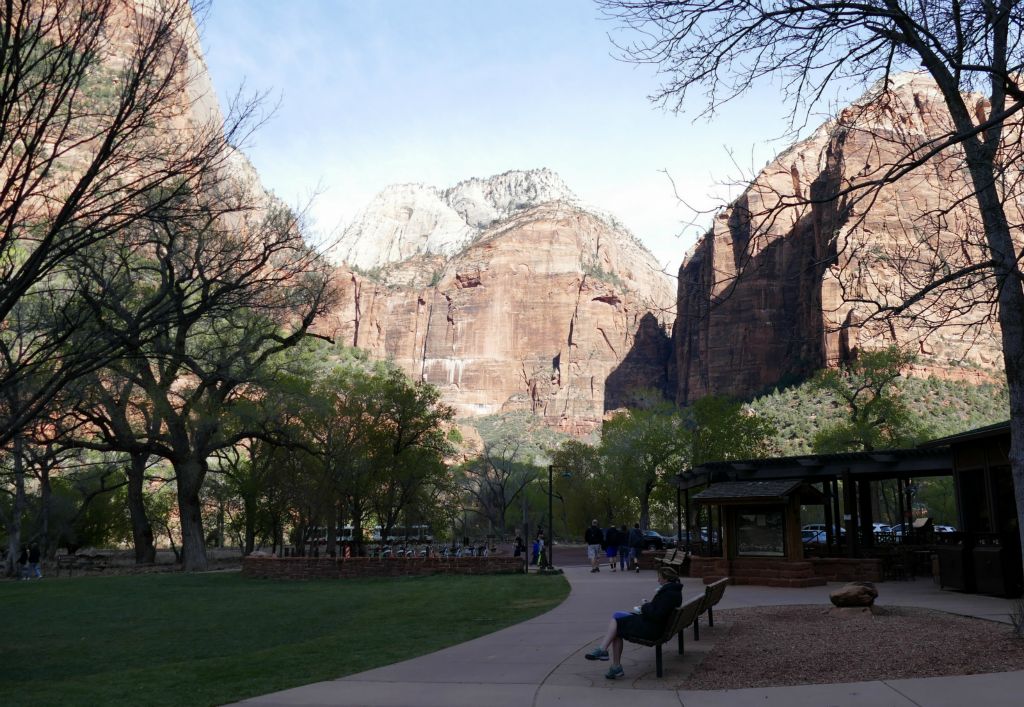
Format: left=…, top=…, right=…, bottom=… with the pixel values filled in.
left=0, top=570, right=569, bottom=706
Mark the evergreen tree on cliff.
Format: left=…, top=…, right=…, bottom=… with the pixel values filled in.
left=599, top=0, right=1024, bottom=569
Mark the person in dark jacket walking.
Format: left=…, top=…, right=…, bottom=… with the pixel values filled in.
left=627, top=523, right=644, bottom=572
left=617, top=525, right=630, bottom=571
left=583, top=565, right=683, bottom=679
left=28, top=543, right=41, bottom=579
left=17, top=546, right=29, bottom=580
left=603, top=525, right=620, bottom=572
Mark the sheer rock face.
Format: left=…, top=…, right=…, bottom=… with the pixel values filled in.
left=319, top=199, right=676, bottom=435
left=675, top=73, right=1007, bottom=404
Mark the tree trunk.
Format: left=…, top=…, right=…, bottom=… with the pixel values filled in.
left=3, top=436, right=27, bottom=577
left=960, top=142, right=1024, bottom=574
left=38, top=465, right=51, bottom=557
left=326, top=502, right=338, bottom=557
left=639, top=482, right=652, bottom=531
left=352, top=499, right=364, bottom=556
left=242, top=493, right=257, bottom=556
left=126, top=453, right=156, bottom=564
left=175, top=458, right=209, bottom=571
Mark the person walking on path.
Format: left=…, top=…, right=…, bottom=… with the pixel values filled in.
left=584, top=565, right=684, bottom=679
left=513, top=533, right=525, bottom=558
left=627, top=523, right=644, bottom=573
left=17, top=545, right=29, bottom=580
left=28, top=543, right=41, bottom=579
left=584, top=520, right=604, bottom=573
left=603, top=525, right=620, bottom=572
left=617, top=524, right=630, bottom=571
left=535, top=531, right=546, bottom=567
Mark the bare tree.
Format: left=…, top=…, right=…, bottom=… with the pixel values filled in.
left=460, top=439, right=540, bottom=534
left=0, top=0, right=256, bottom=445
left=599, top=0, right=1024, bottom=571
left=55, top=371, right=165, bottom=563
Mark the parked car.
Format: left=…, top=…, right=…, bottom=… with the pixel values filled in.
left=802, top=523, right=845, bottom=536
left=872, top=523, right=892, bottom=534
left=641, top=530, right=676, bottom=550
left=934, top=525, right=957, bottom=533
left=801, top=529, right=827, bottom=544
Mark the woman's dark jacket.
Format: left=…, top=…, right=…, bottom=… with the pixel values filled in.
left=615, top=580, right=683, bottom=641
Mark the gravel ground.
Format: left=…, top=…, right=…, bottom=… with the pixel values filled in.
left=682, top=605, right=1024, bottom=690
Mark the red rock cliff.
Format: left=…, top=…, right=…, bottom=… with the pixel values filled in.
left=319, top=201, right=675, bottom=435
left=675, top=74, right=1008, bottom=403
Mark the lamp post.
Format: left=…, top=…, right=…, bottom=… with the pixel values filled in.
left=547, top=464, right=553, bottom=569
left=544, top=465, right=571, bottom=571
left=905, top=480, right=918, bottom=542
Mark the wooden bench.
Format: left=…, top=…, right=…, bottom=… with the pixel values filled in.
left=655, top=548, right=681, bottom=566
left=692, top=577, right=729, bottom=641
left=622, top=594, right=704, bottom=678
left=655, top=548, right=689, bottom=572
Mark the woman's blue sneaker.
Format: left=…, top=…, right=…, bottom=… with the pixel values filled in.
left=585, top=647, right=609, bottom=661
left=605, top=665, right=624, bottom=679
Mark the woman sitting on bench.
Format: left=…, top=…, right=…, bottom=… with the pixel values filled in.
left=584, top=565, right=683, bottom=679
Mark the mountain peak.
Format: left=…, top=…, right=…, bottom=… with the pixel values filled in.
left=444, top=168, right=578, bottom=228
left=329, top=169, right=580, bottom=270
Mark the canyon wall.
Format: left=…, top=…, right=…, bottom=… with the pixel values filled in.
left=675, top=73, right=1007, bottom=404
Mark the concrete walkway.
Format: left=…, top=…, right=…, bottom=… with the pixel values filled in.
left=238, top=566, right=1024, bottom=707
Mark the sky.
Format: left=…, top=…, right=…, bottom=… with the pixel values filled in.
left=198, top=0, right=805, bottom=273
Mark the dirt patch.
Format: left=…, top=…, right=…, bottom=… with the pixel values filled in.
left=682, top=605, right=1024, bottom=690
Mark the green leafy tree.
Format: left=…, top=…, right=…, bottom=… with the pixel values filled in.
left=293, top=353, right=454, bottom=554
left=550, top=439, right=614, bottom=538
left=600, top=403, right=686, bottom=529
left=811, top=347, right=930, bottom=452
left=689, top=395, right=778, bottom=465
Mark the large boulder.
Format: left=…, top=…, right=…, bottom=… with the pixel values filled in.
left=830, top=581, right=878, bottom=608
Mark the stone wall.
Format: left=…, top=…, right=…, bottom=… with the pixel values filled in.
left=242, top=556, right=524, bottom=580
left=810, top=557, right=883, bottom=583
left=689, top=556, right=731, bottom=583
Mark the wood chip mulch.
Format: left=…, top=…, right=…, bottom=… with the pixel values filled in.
left=681, top=605, right=1024, bottom=690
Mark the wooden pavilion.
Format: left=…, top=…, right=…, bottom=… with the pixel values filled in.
left=672, top=427, right=1022, bottom=596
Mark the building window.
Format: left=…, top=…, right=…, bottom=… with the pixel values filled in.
left=736, top=507, right=785, bottom=556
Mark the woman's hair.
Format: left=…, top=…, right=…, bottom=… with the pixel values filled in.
left=657, top=566, right=679, bottom=582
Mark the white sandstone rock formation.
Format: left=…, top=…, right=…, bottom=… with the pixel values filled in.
left=329, top=168, right=581, bottom=270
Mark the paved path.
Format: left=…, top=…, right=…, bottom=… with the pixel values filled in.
left=238, top=566, right=1024, bottom=706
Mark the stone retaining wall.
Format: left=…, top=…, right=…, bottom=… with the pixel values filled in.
left=809, top=557, right=883, bottom=583
left=242, top=556, right=524, bottom=580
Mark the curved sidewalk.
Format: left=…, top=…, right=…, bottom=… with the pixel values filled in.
left=238, top=565, right=1024, bottom=707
